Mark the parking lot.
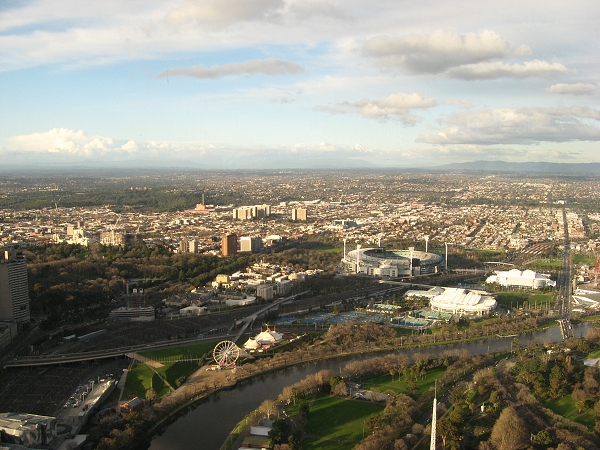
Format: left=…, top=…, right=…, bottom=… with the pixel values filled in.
left=0, top=360, right=127, bottom=417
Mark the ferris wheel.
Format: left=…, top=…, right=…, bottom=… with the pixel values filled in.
left=212, top=340, right=240, bottom=368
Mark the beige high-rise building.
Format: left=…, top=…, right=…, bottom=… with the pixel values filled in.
left=179, top=238, right=197, bottom=253
left=291, top=208, right=307, bottom=221
left=240, top=236, right=263, bottom=253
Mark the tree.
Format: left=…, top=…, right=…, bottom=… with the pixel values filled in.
left=438, top=417, right=459, bottom=448
left=488, top=390, right=502, bottom=411
left=333, top=380, right=347, bottom=397
left=269, top=418, right=289, bottom=446
left=259, top=399, right=277, bottom=420
left=145, top=387, right=157, bottom=405
left=549, top=365, right=567, bottom=399
left=532, top=429, right=553, bottom=445
left=489, top=407, right=529, bottom=450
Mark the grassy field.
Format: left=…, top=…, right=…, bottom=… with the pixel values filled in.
left=545, top=394, right=596, bottom=431
left=525, top=259, right=562, bottom=270
left=157, top=361, right=201, bottom=388
left=123, top=341, right=218, bottom=400
left=495, top=292, right=554, bottom=310
left=362, top=367, right=445, bottom=395
left=123, top=363, right=170, bottom=399
left=300, top=396, right=383, bottom=450
left=573, top=254, right=596, bottom=266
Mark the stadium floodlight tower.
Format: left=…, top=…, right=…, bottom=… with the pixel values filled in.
left=409, top=246, right=414, bottom=276
left=425, top=235, right=429, bottom=253
left=356, top=244, right=361, bottom=273
left=444, top=242, right=449, bottom=272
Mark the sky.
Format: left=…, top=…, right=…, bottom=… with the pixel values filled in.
left=0, top=0, right=599, bottom=169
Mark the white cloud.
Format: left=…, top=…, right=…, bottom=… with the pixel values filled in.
left=400, top=144, right=528, bottom=161
left=5, top=128, right=380, bottom=164
left=418, top=106, right=600, bottom=145
left=164, top=0, right=283, bottom=28
left=316, top=92, right=437, bottom=125
left=120, top=140, right=139, bottom=153
left=8, top=128, right=121, bottom=155
left=447, top=60, right=569, bottom=80
left=547, top=83, right=596, bottom=95
left=363, top=29, right=514, bottom=74
left=158, top=58, right=304, bottom=79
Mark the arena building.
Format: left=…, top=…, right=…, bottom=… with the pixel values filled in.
left=485, top=269, right=556, bottom=290
left=342, top=247, right=444, bottom=277
left=429, top=287, right=497, bottom=316
left=0, top=412, right=57, bottom=447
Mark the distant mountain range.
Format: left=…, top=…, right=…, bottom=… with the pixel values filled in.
left=435, top=160, right=600, bottom=174
left=3, top=157, right=600, bottom=175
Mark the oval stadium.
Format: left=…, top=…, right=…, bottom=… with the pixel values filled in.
left=342, top=247, right=444, bottom=278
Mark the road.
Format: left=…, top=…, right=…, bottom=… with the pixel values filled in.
left=556, top=207, right=574, bottom=339
left=2, top=333, right=230, bottom=368
left=4, top=291, right=312, bottom=368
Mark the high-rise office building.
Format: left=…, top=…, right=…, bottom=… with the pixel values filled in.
left=0, top=246, right=30, bottom=330
left=179, top=238, right=197, bottom=253
left=291, top=208, right=307, bottom=221
left=240, top=236, right=263, bottom=253
left=222, top=234, right=238, bottom=256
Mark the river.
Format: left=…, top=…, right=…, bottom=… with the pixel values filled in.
left=148, top=322, right=590, bottom=450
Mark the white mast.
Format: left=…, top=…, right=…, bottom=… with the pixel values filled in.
left=356, top=244, right=361, bottom=273
left=444, top=242, right=448, bottom=272
left=425, top=235, right=429, bottom=253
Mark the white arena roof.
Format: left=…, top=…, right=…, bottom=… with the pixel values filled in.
left=486, top=269, right=556, bottom=289
left=430, top=287, right=497, bottom=315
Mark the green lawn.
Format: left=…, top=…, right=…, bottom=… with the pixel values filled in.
left=140, top=341, right=217, bottom=361
left=363, top=367, right=445, bottom=395
left=156, top=360, right=201, bottom=388
left=545, top=394, right=596, bottom=431
left=525, top=259, right=562, bottom=269
left=573, top=254, right=596, bottom=266
left=495, top=292, right=554, bottom=310
left=586, top=348, right=600, bottom=359
left=299, top=396, right=382, bottom=449
left=302, top=436, right=357, bottom=450
left=123, top=363, right=169, bottom=399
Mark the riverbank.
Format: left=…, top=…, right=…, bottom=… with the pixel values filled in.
left=134, top=318, right=576, bottom=450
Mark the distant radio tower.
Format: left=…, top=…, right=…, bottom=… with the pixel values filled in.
left=430, top=383, right=437, bottom=450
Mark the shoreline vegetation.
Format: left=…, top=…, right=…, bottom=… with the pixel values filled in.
left=92, top=312, right=594, bottom=450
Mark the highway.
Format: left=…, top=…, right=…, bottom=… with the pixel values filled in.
left=556, top=207, right=574, bottom=340
left=2, top=334, right=229, bottom=368
left=4, top=291, right=312, bottom=368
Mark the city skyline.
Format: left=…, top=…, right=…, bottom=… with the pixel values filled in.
left=0, top=0, right=598, bottom=169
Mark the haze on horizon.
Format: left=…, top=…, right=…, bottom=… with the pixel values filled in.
left=0, top=0, right=598, bottom=170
